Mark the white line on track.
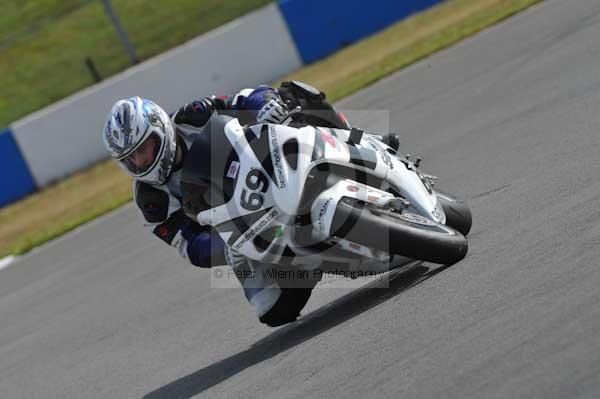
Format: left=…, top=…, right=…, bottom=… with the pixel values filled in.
left=0, top=255, right=17, bottom=271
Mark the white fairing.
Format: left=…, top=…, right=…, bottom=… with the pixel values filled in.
left=310, top=180, right=397, bottom=238
left=196, top=119, right=445, bottom=264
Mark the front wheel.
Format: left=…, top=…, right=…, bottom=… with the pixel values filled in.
left=330, top=198, right=468, bottom=265
left=436, top=191, right=472, bottom=236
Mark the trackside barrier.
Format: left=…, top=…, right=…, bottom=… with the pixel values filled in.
left=277, top=0, right=443, bottom=63
left=5, top=0, right=446, bottom=207
left=0, top=128, right=36, bottom=207
left=11, top=3, right=302, bottom=188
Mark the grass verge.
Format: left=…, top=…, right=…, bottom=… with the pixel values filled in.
left=0, top=0, right=271, bottom=128
left=0, top=0, right=543, bottom=259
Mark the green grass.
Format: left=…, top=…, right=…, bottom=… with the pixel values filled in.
left=0, top=0, right=271, bottom=128
left=0, top=0, right=544, bottom=259
left=0, top=160, right=131, bottom=257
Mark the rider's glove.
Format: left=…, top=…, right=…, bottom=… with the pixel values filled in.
left=256, top=98, right=288, bottom=124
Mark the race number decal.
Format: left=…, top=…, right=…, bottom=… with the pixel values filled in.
left=241, top=168, right=269, bottom=211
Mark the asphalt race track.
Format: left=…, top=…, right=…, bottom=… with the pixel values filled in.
left=2, top=0, right=600, bottom=397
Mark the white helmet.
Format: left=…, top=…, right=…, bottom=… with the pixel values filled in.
left=103, top=97, right=177, bottom=185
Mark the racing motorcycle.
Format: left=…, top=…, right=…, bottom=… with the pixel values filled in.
left=181, top=90, right=471, bottom=275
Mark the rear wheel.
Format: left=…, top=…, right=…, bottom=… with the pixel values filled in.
left=330, top=198, right=468, bottom=265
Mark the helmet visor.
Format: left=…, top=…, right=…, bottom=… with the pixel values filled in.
left=120, top=132, right=162, bottom=176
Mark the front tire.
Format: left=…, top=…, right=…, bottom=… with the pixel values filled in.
left=436, top=191, right=472, bottom=236
left=330, top=198, right=468, bottom=265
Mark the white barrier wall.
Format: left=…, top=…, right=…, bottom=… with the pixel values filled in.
left=11, top=3, right=302, bottom=188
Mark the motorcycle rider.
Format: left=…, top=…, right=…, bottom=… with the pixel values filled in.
left=103, top=84, right=329, bottom=326
left=103, top=83, right=400, bottom=327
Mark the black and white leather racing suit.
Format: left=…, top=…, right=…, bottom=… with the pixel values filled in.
left=132, top=85, right=329, bottom=326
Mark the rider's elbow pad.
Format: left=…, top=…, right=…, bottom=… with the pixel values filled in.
left=173, top=97, right=215, bottom=127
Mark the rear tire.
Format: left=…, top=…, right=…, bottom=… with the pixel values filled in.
left=436, top=191, right=472, bottom=236
left=330, top=198, right=468, bottom=265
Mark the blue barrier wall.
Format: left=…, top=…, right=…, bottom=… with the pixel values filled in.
left=278, top=0, right=443, bottom=63
left=0, top=128, right=36, bottom=207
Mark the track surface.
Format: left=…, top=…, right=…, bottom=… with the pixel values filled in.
left=2, top=1, right=600, bottom=397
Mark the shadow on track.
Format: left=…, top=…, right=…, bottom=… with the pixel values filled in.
left=144, top=263, right=451, bottom=399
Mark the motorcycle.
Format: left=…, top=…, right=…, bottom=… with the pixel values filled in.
left=181, top=106, right=471, bottom=276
